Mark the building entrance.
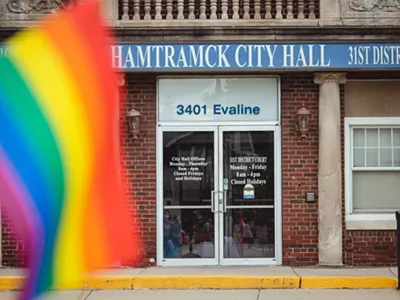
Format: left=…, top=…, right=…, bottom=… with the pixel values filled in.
left=156, top=76, right=281, bottom=266
left=158, top=125, right=280, bottom=266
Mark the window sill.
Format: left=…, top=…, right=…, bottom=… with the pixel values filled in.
left=346, top=219, right=396, bottom=230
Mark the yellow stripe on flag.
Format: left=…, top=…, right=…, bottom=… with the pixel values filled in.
left=9, top=30, right=94, bottom=288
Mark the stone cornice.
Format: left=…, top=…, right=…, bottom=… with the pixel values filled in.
left=3, top=25, right=400, bottom=43
left=112, top=26, right=400, bottom=43
left=314, top=72, right=347, bottom=84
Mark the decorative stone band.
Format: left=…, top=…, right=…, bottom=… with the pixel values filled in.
left=6, top=0, right=66, bottom=14
left=314, top=72, right=347, bottom=85
left=348, top=0, right=400, bottom=13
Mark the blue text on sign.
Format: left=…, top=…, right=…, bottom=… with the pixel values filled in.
left=3, top=43, right=400, bottom=70
left=176, top=104, right=261, bottom=116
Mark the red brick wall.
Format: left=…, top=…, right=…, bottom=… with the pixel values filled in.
left=281, top=73, right=319, bottom=266
left=1, top=214, right=28, bottom=267
left=1, top=72, right=397, bottom=267
left=280, top=71, right=397, bottom=267
left=0, top=73, right=158, bottom=269
left=120, top=73, right=157, bottom=267
left=343, top=231, right=397, bottom=266
left=120, top=72, right=322, bottom=267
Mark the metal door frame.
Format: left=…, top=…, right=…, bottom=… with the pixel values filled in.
left=156, top=126, right=220, bottom=266
left=217, top=125, right=281, bottom=266
left=156, top=125, right=282, bottom=266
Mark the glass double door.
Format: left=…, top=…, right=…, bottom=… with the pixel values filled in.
left=160, top=125, right=277, bottom=266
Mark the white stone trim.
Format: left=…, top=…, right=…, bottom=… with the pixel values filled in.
left=341, top=0, right=400, bottom=19
left=315, top=72, right=345, bottom=266
left=320, top=0, right=341, bottom=21
left=345, top=117, right=400, bottom=126
left=346, top=220, right=396, bottom=230
left=101, top=0, right=119, bottom=23
left=344, top=117, right=400, bottom=231
left=314, top=72, right=347, bottom=84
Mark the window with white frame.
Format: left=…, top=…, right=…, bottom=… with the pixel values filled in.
left=346, top=118, right=400, bottom=217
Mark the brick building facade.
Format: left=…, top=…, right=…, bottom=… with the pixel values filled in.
left=119, top=72, right=398, bottom=267
left=1, top=0, right=399, bottom=269
left=3, top=72, right=397, bottom=268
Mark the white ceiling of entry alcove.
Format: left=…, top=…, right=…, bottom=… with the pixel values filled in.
left=157, top=77, right=279, bottom=122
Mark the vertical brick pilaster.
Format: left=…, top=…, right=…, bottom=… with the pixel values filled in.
left=281, top=73, right=319, bottom=266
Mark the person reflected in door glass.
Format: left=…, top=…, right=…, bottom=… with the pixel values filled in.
left=242, top=218, right=254, bottom=249
left=170, top=215, right=183, bottom=257
left=224, top=235, right=239, bottom=258
left=182, top=241, right=201, bottom=258
left=163, top=213, right=183, bottom=258
left=255, top=218, right=269, bottom=257
left=233, top=213, right=244, bottom=257
left=163, top=213, right=176, bottom=258
left=200, top=232, right=214, bottom=258
left=199, top=217, right=214, bottom=258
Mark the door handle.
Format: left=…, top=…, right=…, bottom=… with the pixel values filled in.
left=211, top=191, right=227, bottom=213
left=222, top=190, right=227, bottom=213
left=211, top=191, right=216, bottom=212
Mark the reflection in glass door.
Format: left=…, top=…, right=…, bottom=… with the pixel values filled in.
left=158, top=126, right=280, bottom=266
left=160, top=128, right=218, bottom=265
left=218, top=127, right=277, bottom=265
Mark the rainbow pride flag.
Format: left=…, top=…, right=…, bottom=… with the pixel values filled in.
left=0, top=1, right=141, bottom=299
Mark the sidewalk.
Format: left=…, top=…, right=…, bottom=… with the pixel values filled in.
left=0, top=266, right=397, bottom=291
left=2, top=289, right=400, bottom=300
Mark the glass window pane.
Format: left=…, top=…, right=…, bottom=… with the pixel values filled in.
left=394, top=148, right=400, bottom=167
left=380, top=148, right=392, bottom=167
left=353, top=148, right=365, bottom=167
left=394, top=129, right=400, bottom=147
left=353, top=129, right=365, bottom=147
left=164, top=208, right=215, bottom=259
left=379, top=129, right=392, bottom=147
left=163, top=131, right=214, bottom=206
left=366, top=148, right=378, bottom=167
left=366, top=129, right=378, bottom=147
left=223, top=131, right=274, bottom=206
left=353, top=171, right=400, bottom=211
left=224, top=208, right=274, bottom=258
left=158, top=77, right=279, bottom=122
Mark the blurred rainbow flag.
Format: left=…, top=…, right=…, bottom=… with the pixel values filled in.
left=0, top=1, right=141, bottom=299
